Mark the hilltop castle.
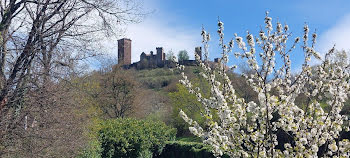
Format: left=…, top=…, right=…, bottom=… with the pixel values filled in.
left=117, top=38, right=203, bottom=69
left=117, top=38, right=132, bottom=65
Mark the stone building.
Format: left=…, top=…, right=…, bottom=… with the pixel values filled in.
left=139, top=47, right=165, bottom=67
left=118, top=38, right=131, bottom=65
left=117, top=38, right=209, bottom=69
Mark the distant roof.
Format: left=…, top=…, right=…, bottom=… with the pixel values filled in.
left=118, top=38, right=131, bottom=41
left=141, top=52, right=155, bottom=57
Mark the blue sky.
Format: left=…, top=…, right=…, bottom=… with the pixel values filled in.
left=112, top=0, right=350, bottom=71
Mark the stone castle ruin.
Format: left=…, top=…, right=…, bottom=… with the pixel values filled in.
left=138, top=47, right=166, bottom=68
left=117, top=38, right=205, bottom=69
left=117, top=38, right=132, bottom=65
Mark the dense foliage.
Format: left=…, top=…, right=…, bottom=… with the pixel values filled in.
left=79, top=118, right=176, bottom=158
left=169, top=84, right=205, bottom=136
left=156, top=141, right=229, bottom=158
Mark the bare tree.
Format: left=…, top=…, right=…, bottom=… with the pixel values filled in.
left=0, top=82, right=90, bottom=157
left=0, top=0, right=145, bottom=156
left=98, top=67, right=137, bottom=118
left=1, top=0, right=144, bottom=103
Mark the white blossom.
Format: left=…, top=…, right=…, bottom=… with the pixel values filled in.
left=329, top=142, right=338, bottom=152
left=176, top=13, right=350, bottom=158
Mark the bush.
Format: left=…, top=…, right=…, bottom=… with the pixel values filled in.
left=79, top=118, right=176, bottom=158
left=168, top=73, right=211, bottom=137
left=156, top=141, right=229, bottom=158
left=169, top=84, right=204, bottom=136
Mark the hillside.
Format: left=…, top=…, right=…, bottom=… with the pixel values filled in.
left=118, top=65, right=350, bottom=122
left=3, top=64, right=350, bottom=157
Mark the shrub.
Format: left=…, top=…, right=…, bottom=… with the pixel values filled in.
left=79, top=118, right=176, bottom=158
left=169, top=83, right=205, bottom=136
left=99, top=118, right=176, bottom=158
left=156, top=141, right=229, bottom=158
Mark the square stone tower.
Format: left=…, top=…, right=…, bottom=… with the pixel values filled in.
left=118, top=38, right=132, bottom=65
left=156, top=47, right=165, bottom=63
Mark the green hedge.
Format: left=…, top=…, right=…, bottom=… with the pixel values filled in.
left=78, top=118, right=176, bottom=158
left=99, top=118, right=176, bottom=158
left=156, top=141, right=229, bottom=158
left=77, top=118, right=231, bottom=158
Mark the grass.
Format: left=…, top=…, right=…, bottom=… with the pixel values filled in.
left=135, top=68, right=178, bottom=90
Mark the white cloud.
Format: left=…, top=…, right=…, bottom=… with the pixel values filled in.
left=318, top=13, right=350, bottom=54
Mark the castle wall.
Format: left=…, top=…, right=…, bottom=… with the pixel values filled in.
left=178, top=60, right=197, bottom=66
left=117, top=37, right=204, bottom=70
